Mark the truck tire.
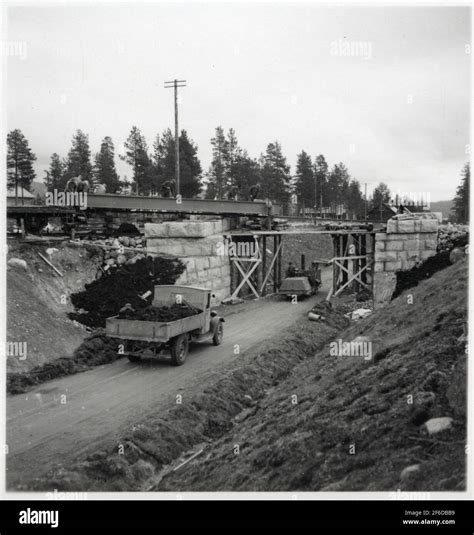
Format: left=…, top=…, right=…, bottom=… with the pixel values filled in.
left=212, top=322, right=224, bottom=346
left=127, top=354, right=141, bottom=363
left=170, top=334, right=189, bottom=366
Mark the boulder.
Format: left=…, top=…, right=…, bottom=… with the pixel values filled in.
left=449, top=247, right=465, bottom=264
left=7, top=258, right=28, bottom=271
left=424, top=417, right=453, bottom=435
left=400, top=464, right=420, bottom=482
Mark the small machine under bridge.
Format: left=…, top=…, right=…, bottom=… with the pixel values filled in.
left=224, top=229, right=376, bottom=300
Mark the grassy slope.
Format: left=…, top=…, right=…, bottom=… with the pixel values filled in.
left=159, top=260, right=467, bottom=491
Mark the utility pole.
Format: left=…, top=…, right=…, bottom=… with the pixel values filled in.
left=314, top=174, right=317, bottom=217
left=164, top=79, right=186, bottom=196
left=320, top=177, right=323, bottom=218
left=364, top=183, right=368, bottom=220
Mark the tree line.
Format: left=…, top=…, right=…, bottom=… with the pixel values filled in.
left=205, top=127, right=366, bottom=217
left=6, top=127, right=470, bottom=222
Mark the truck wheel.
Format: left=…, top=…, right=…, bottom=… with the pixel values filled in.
left=128, top=355, right=141, bottom=363
left=212, top=322, right=224, bottom=345
left=170, top=334, right=189, bottom=366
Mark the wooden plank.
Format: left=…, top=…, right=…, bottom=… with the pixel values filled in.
left=273, top=236, right=278, bottom=293
left=277, top=234, right=282, bottom=288
left=262, top=235, right=267, bottom=296
left=231, top=258, right=261, bottom=299
left=260, top=239, right=282, bottom=293
left=37, top=252, right=64, bottom=277
left=333, top=260, right=373, bottom=296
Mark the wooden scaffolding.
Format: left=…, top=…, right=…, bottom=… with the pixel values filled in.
left=225, top=230, right=375, bottom=300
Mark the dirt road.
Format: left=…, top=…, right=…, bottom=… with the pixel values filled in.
left=7, top=275, right=329, bottom=488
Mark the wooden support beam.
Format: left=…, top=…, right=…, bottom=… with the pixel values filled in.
left=260, top=238, right=282, bottom=293
left=277, top=234, right=282, bottom=288
left=262, top=235, right=267, bottom=296
left=256, top=236, right=263, bottom=294
left=341, top=234, right=348, bottom=286
left=353, top=234, right=360, bottom=293
left=232, top=258, right=261, bottom=299
left=273, top=235, right=278, bottom=293
left=333, top=259, right=374, bottom=296
left=361, top=233, right=367, bottom=286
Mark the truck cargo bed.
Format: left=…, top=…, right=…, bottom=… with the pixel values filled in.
left=106, top=313, right=204, bottom=343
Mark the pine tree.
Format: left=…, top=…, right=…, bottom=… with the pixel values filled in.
left=154, top=129, right=175, bottom=183
left=120, top=126, right=152, bottom=194
left=314, top=154, right=328, bottom=212
left=327, top=163, right=351, bottom=211
left=153, top=128, right=202, bottom=197
left=207, top=127, right=228, bottom=199
left=295, top=151, right=314, bottom=208
left=347, top=179, right=365, bottom=218
left=47, top=153, right=65, bottom=191
left=232, top=151, right=261, bottom=199
left=93, top=137, right=121, bottom=193
left=260, top=141, right=291, bottom=205
left=371, top=182, right=391, bottom=211
left=65, top=130, right=93, bottom=183
left=223, top=128, right=242, bottom=194
left=7, top=129, right=37, bottom=198
left=178, top=130, right=202, bottom=198
left=453, top=163, right=470, bottom=223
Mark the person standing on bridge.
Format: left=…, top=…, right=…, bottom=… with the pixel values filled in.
left=227, top=185, right=239, bottom=200
left=248, top=183, right=261, bottom=201
left=161, top=179, right=176, bottom=198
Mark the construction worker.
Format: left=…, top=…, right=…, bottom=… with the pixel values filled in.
left=77, top=179, right=90, bottom=193
left=65, top=176, right=80, bottom=193
left=161, top=179, right=176, bottom=198
left=65, top=175, right=89, bottom=193
left=249, top=183, right=261, bottom=201
left=227, top=185, right=239, bottom=200
left=94, top=183, right=106, bottom=194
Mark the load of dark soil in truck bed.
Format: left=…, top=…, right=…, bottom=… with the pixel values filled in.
left=69, top=256, right=185, bottom=328
left=117, top=303, right=202, bottom=322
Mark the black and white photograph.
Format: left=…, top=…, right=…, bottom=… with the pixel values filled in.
left=1, top=0, right=472, bottom=518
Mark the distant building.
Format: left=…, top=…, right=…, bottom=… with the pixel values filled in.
left=367, top=203, right=397, bottom=222
left=303, top=204, right=357, bottom=219
left=7, top=187, right=36, bottom=206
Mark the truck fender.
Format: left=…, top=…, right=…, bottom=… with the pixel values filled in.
left=210, top=316, right=225, bottom=333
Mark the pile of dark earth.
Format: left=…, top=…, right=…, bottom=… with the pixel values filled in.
left=69, top=256, right=185, bottom=328
left=117, top=303, right=202, bottom=322
left=115, top=222, right=142, bottom=235
left=393, top=251, right=452, bottom=298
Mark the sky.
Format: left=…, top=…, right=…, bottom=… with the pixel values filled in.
left=4, top=2, right=471, bottom=201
